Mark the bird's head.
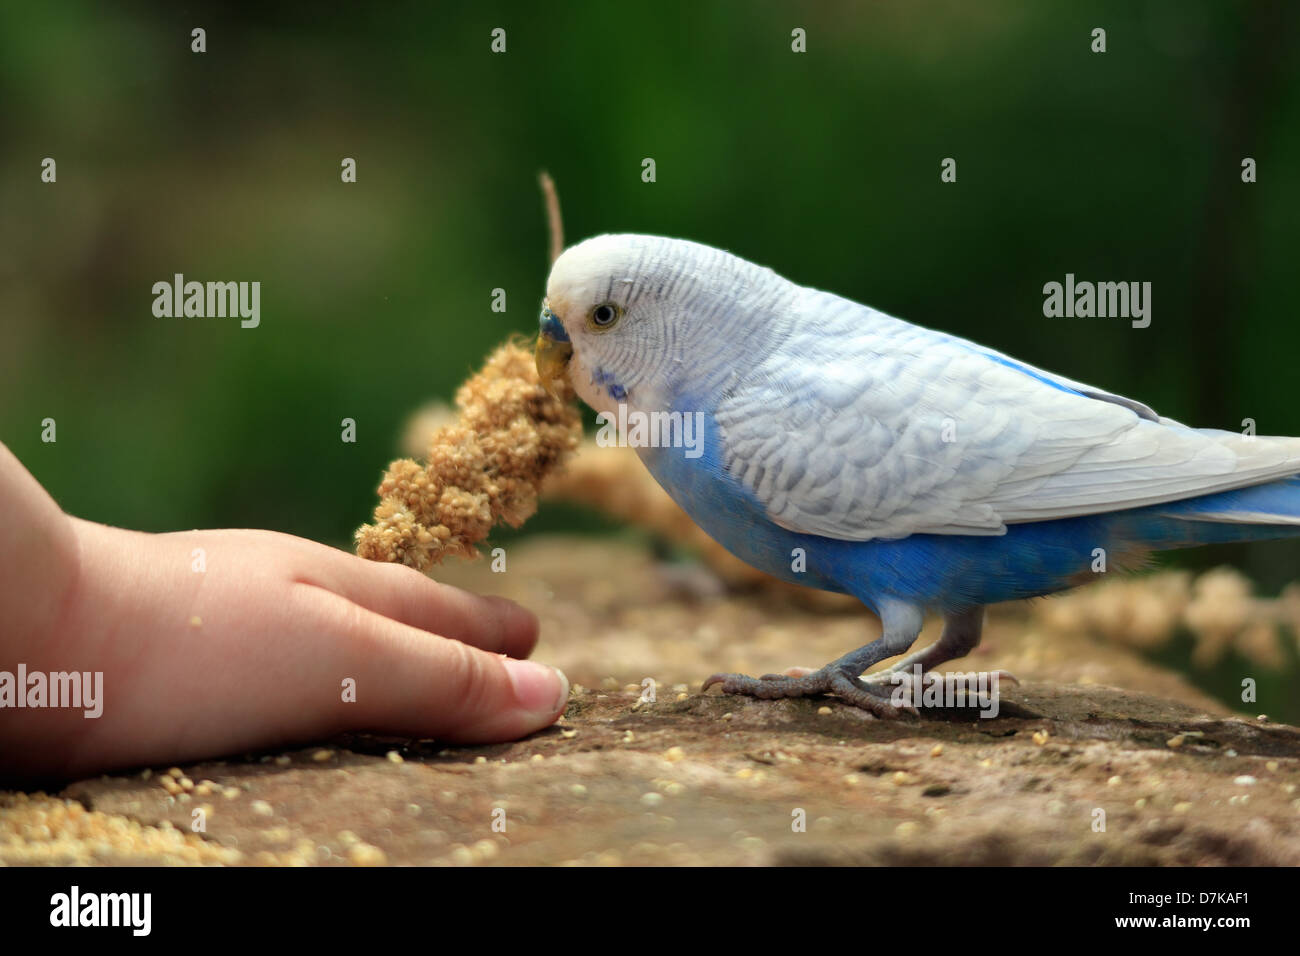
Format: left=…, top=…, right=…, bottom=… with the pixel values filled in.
left=535, top=233, right=786, bottom=417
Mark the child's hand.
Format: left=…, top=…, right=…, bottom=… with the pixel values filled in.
left=0, top=445, right=568, bottom=780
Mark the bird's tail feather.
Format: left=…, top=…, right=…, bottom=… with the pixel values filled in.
left=1127, top=474, right=1300, bottom=548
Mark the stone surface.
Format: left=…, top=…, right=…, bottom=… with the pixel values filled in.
left=4, top=537, right=1299, bottom=866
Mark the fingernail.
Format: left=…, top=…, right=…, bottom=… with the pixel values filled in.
left=504, top=659, right=569, bottom=716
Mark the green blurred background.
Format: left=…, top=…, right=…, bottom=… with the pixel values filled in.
left=2, top=2, right=1298, bottom=617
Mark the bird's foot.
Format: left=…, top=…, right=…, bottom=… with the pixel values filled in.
left=702, top=666, right=918, bottom=718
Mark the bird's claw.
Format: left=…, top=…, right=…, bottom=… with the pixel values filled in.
left=702, top=668, right=918, bottom=718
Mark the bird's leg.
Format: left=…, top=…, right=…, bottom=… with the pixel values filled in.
left=702, top=601, right=924, bottom=717
left=872, top=606, right=984, bottom=675
left=863, top=605, right=1017, bottom=687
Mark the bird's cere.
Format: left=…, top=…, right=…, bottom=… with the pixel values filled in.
left=538, top=302, right=569, bottom=343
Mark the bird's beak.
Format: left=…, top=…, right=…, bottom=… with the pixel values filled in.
left=536, top=304, right=573, bottom=397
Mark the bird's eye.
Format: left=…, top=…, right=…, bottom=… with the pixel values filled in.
left=589, top=303, right=622, bottom=330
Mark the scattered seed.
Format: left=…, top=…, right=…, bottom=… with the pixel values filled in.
left=448, top=845, right=475, bottom=865
left=349, top=843, right=386, bottom=866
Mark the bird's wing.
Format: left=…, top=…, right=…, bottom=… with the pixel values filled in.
left=713, top=291, right=1300, bottom=541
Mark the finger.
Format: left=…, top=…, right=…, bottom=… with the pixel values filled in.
left=333, top=560, right=539, bottom=659
left=306, top=587, right=567, bottom=743
left=258, top=532, right=539, bottom=658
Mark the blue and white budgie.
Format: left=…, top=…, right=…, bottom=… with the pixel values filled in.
left=535, top=234, right=1300, bottom=715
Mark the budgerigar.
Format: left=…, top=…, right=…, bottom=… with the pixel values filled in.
left=535, top=234, right=1300, bottom=715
